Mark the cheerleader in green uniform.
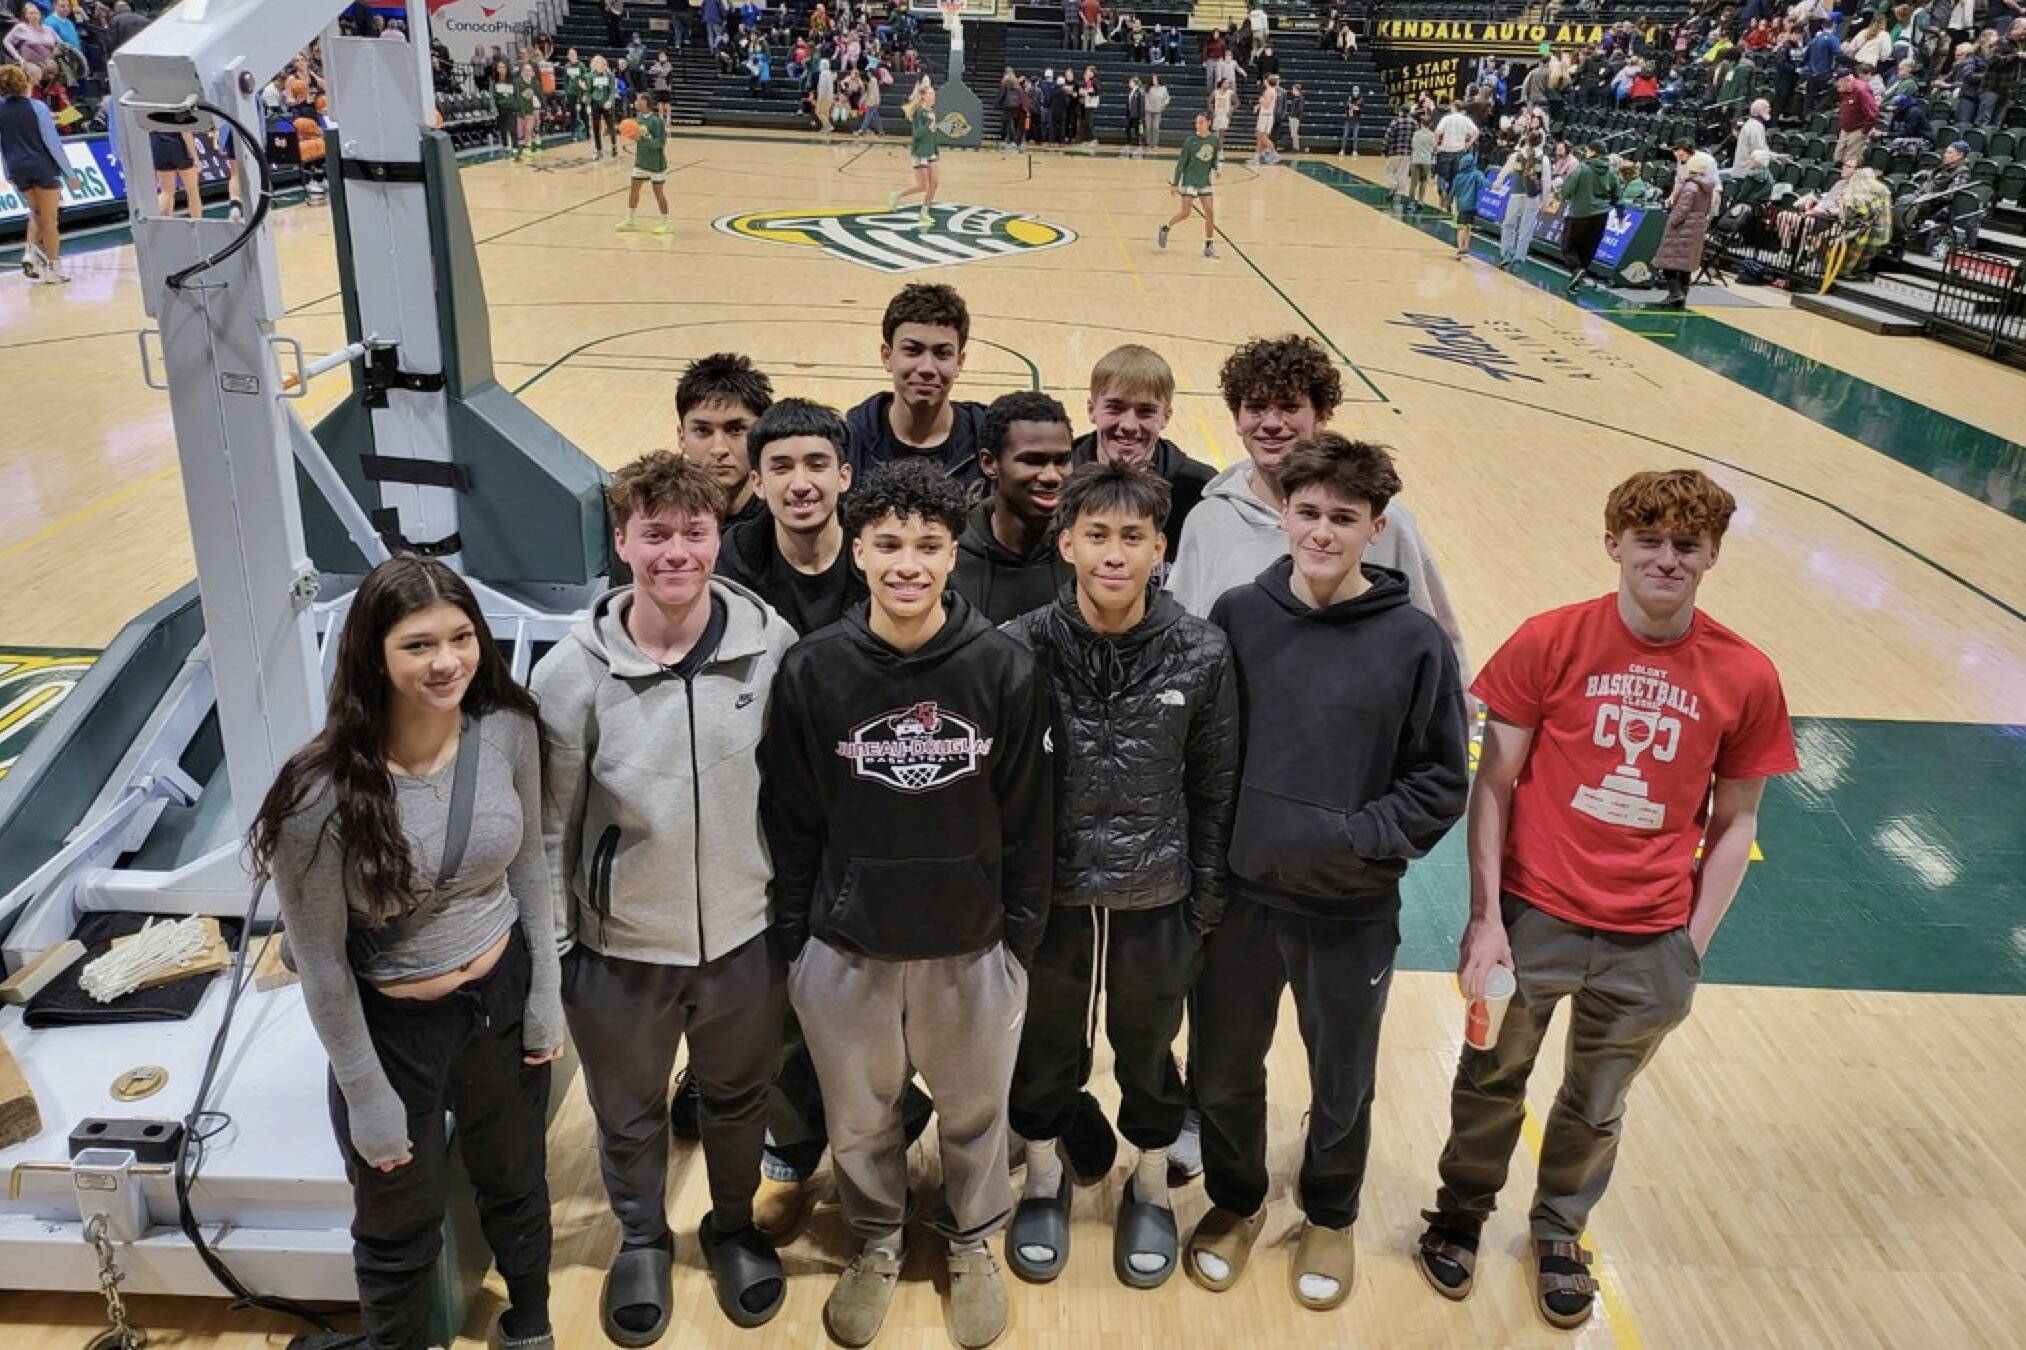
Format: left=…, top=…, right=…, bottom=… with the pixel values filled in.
left=887, top=79, right=940, bottom=229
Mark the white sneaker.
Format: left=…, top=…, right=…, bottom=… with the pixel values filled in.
left=37, top=267, right=72, bottom=286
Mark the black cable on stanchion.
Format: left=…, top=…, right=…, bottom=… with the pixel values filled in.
left=172, top=872, right=339, bottom=1337
left=163, top=101, right=274, bottom=290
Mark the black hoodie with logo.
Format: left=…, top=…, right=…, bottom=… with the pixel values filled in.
left=761, top=592, right=1054, bottom=965
left=1069, top=431, right=1215, bottom=562
left=950, top=499, right=1073, bottom=623
left=1209, top=558, right=1469, bottom=921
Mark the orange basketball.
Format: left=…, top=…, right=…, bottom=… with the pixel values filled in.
left=618, top=117, right=643, bottom=141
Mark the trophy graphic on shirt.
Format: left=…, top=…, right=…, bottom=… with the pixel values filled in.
left=1571, top=703, right=1668, bottom=829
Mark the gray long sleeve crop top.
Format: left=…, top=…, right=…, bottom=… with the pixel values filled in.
left=271, top=708, right=564, bottom=1167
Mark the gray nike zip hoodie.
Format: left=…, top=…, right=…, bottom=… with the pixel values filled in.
left=531, top=578, right=797, bottom=965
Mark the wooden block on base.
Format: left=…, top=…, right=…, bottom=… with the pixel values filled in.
left=0, top=940, right=86, bottom=1006
left=0, top=1037, right=39, bottom=1150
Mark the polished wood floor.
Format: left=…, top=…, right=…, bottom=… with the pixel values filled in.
left=2, top=132, right=2023, bottom=1348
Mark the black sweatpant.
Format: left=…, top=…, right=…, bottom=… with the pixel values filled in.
left=1009, top=903, right=1197, bottom=1151
left=563, top=933, right=785, bottom=1242
left=1192, top=898, right=1398, bottom=1229
left=1562, top=211, right=1609, bottom=280
left=329, top=926, right=552, bottom=1350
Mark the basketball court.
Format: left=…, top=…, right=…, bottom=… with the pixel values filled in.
left=2, top=128, right=2022, bottom=1347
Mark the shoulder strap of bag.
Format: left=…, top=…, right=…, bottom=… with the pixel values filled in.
left=343, top=714, right=480, bottom=968
left=435, top=712, right=481, bottom=889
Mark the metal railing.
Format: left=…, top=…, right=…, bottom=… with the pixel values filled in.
left=1926, top=246, right=2026, bottom=365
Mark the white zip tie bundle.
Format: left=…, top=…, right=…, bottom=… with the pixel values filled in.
left=80, top=917, right=211, bottom=1003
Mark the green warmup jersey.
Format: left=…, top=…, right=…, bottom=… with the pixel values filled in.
left=910, top=105, right=938, bottom=158
left=564, top=63, right=587, bottom=99
left=1173, top=133, right=1221, bottom=190
left=588, top=72, right=614, bottom=106
left=633, top=113, right=668, bottom=173
left=490, top=79, right=516, bottom=115
left=513, top=76, right=540, bottom=116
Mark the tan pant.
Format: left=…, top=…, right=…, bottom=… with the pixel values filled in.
left=790, top=938, right=1028, bottom=1249
left=1432, top=894, right=1700, bottom=1241
left=1833, top=128, right=1870, bottom=170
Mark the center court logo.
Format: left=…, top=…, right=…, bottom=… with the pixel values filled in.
left=714, top=203, right=1077, bottom=274
left=837, top=701, right=994, bottom=792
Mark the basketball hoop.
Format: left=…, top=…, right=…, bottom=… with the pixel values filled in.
left=939, top=0, right=964, bottom=40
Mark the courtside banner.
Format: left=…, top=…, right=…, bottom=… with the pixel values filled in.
left=0, top=133, right=247, bottom=226
left=1593, top=206, right=1648, bottom=268
left=0, top=137, right=123, bottom=224
left=1374, top=18, right=1627, bottom=53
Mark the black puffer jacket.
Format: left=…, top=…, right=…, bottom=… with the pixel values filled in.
left=1004, top=587, right=1240, bottom=930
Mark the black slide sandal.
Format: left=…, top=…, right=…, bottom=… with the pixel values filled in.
left=1112, top=1175, right=1178, bottom=1289
left=600, top=1243, right=673, bottom=1347
left=700, top=1219, right=787, bottom=1328
left=1005, top=1166, right=1073, bottom=1282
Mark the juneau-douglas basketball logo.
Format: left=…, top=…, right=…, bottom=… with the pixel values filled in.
left=836, top=700, right=994, bottom=793
left=715, top=203, right=1077, bottom=274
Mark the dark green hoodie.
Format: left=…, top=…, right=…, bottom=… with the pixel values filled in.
left=950, top=499, right=1072, bottom=623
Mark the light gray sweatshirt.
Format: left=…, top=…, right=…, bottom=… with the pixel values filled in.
left=273, top=708, right=563, bottom=1168
left=530, top=578, right=796, bottom=966
left=1166, top=460, right=1470, bottom=679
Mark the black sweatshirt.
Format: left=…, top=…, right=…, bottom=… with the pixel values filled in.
left=950, top=499, right=1072, bottom=623
left=1209, top=559, right=1469, bottom=921
left=1069, top=432, right=1216, bottom=563
left=760, top=592, right=1055, bottom=965
left=843, top=392, right=990, bottom=497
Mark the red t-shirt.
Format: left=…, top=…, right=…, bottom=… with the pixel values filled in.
left=1472, top=595, right=1799, bottom=934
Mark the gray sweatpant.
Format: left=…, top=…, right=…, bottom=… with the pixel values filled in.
left=1433, top=894, right=1699, bottom=1241
left=562, top=933, right=786, bottom=1243
left=789, top=938, right=1027, bottom=1249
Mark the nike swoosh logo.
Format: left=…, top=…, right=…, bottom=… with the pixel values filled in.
left=1370, top=965, right=1391, bottom=986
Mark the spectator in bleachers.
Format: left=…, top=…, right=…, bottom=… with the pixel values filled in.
left=4, top=4, right=61, bottom=70
left=1833, top=69, right=1879, bottom=165
left=1733, top=95, right=1771, bottom=169
left=857, top=67, right=884, bottom=136
left=603, top=0, right=626, bottom=47
left=1145, top=73, right=1170, bottom=150
left=39, top=0, right=75, bottom=50
left=1062, top=0, right=1079, bottom=49
left=703, top=0, right=726, bottom=54
left=747, top=35, right=772, bottom=96
left=105, top=0, right=141, bottom=51
left=1080, top=0, right=1100, bottom=53
left=1984, top=18, right=2025, bottom=124
left=1081, top=65, right=1099, bottom=149
left=1904, top=139, right=1975, bottom=250
left=1341, top=87, right=1365, bottom=156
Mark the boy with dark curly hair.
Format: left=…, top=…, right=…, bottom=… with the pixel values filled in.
left=1167, top=334, right=1467, bottom=679
left=761, top=459, right=1054, bottom=1349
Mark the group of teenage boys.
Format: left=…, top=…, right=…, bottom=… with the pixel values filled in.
left=530, top=279, right=1797, bottom=1348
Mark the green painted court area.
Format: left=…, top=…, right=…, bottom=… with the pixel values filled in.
left=1400, top=718, right=2026, bottom=995
left=0, top=649, right=98, bottom=780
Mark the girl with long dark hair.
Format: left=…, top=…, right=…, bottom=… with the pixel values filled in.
left=249, top=557, right=563, bottom=1350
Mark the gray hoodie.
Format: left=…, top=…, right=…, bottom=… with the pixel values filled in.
left=531, top=578, right=797, bottom=966
left=1166, top=460, right=1469, bottom=679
